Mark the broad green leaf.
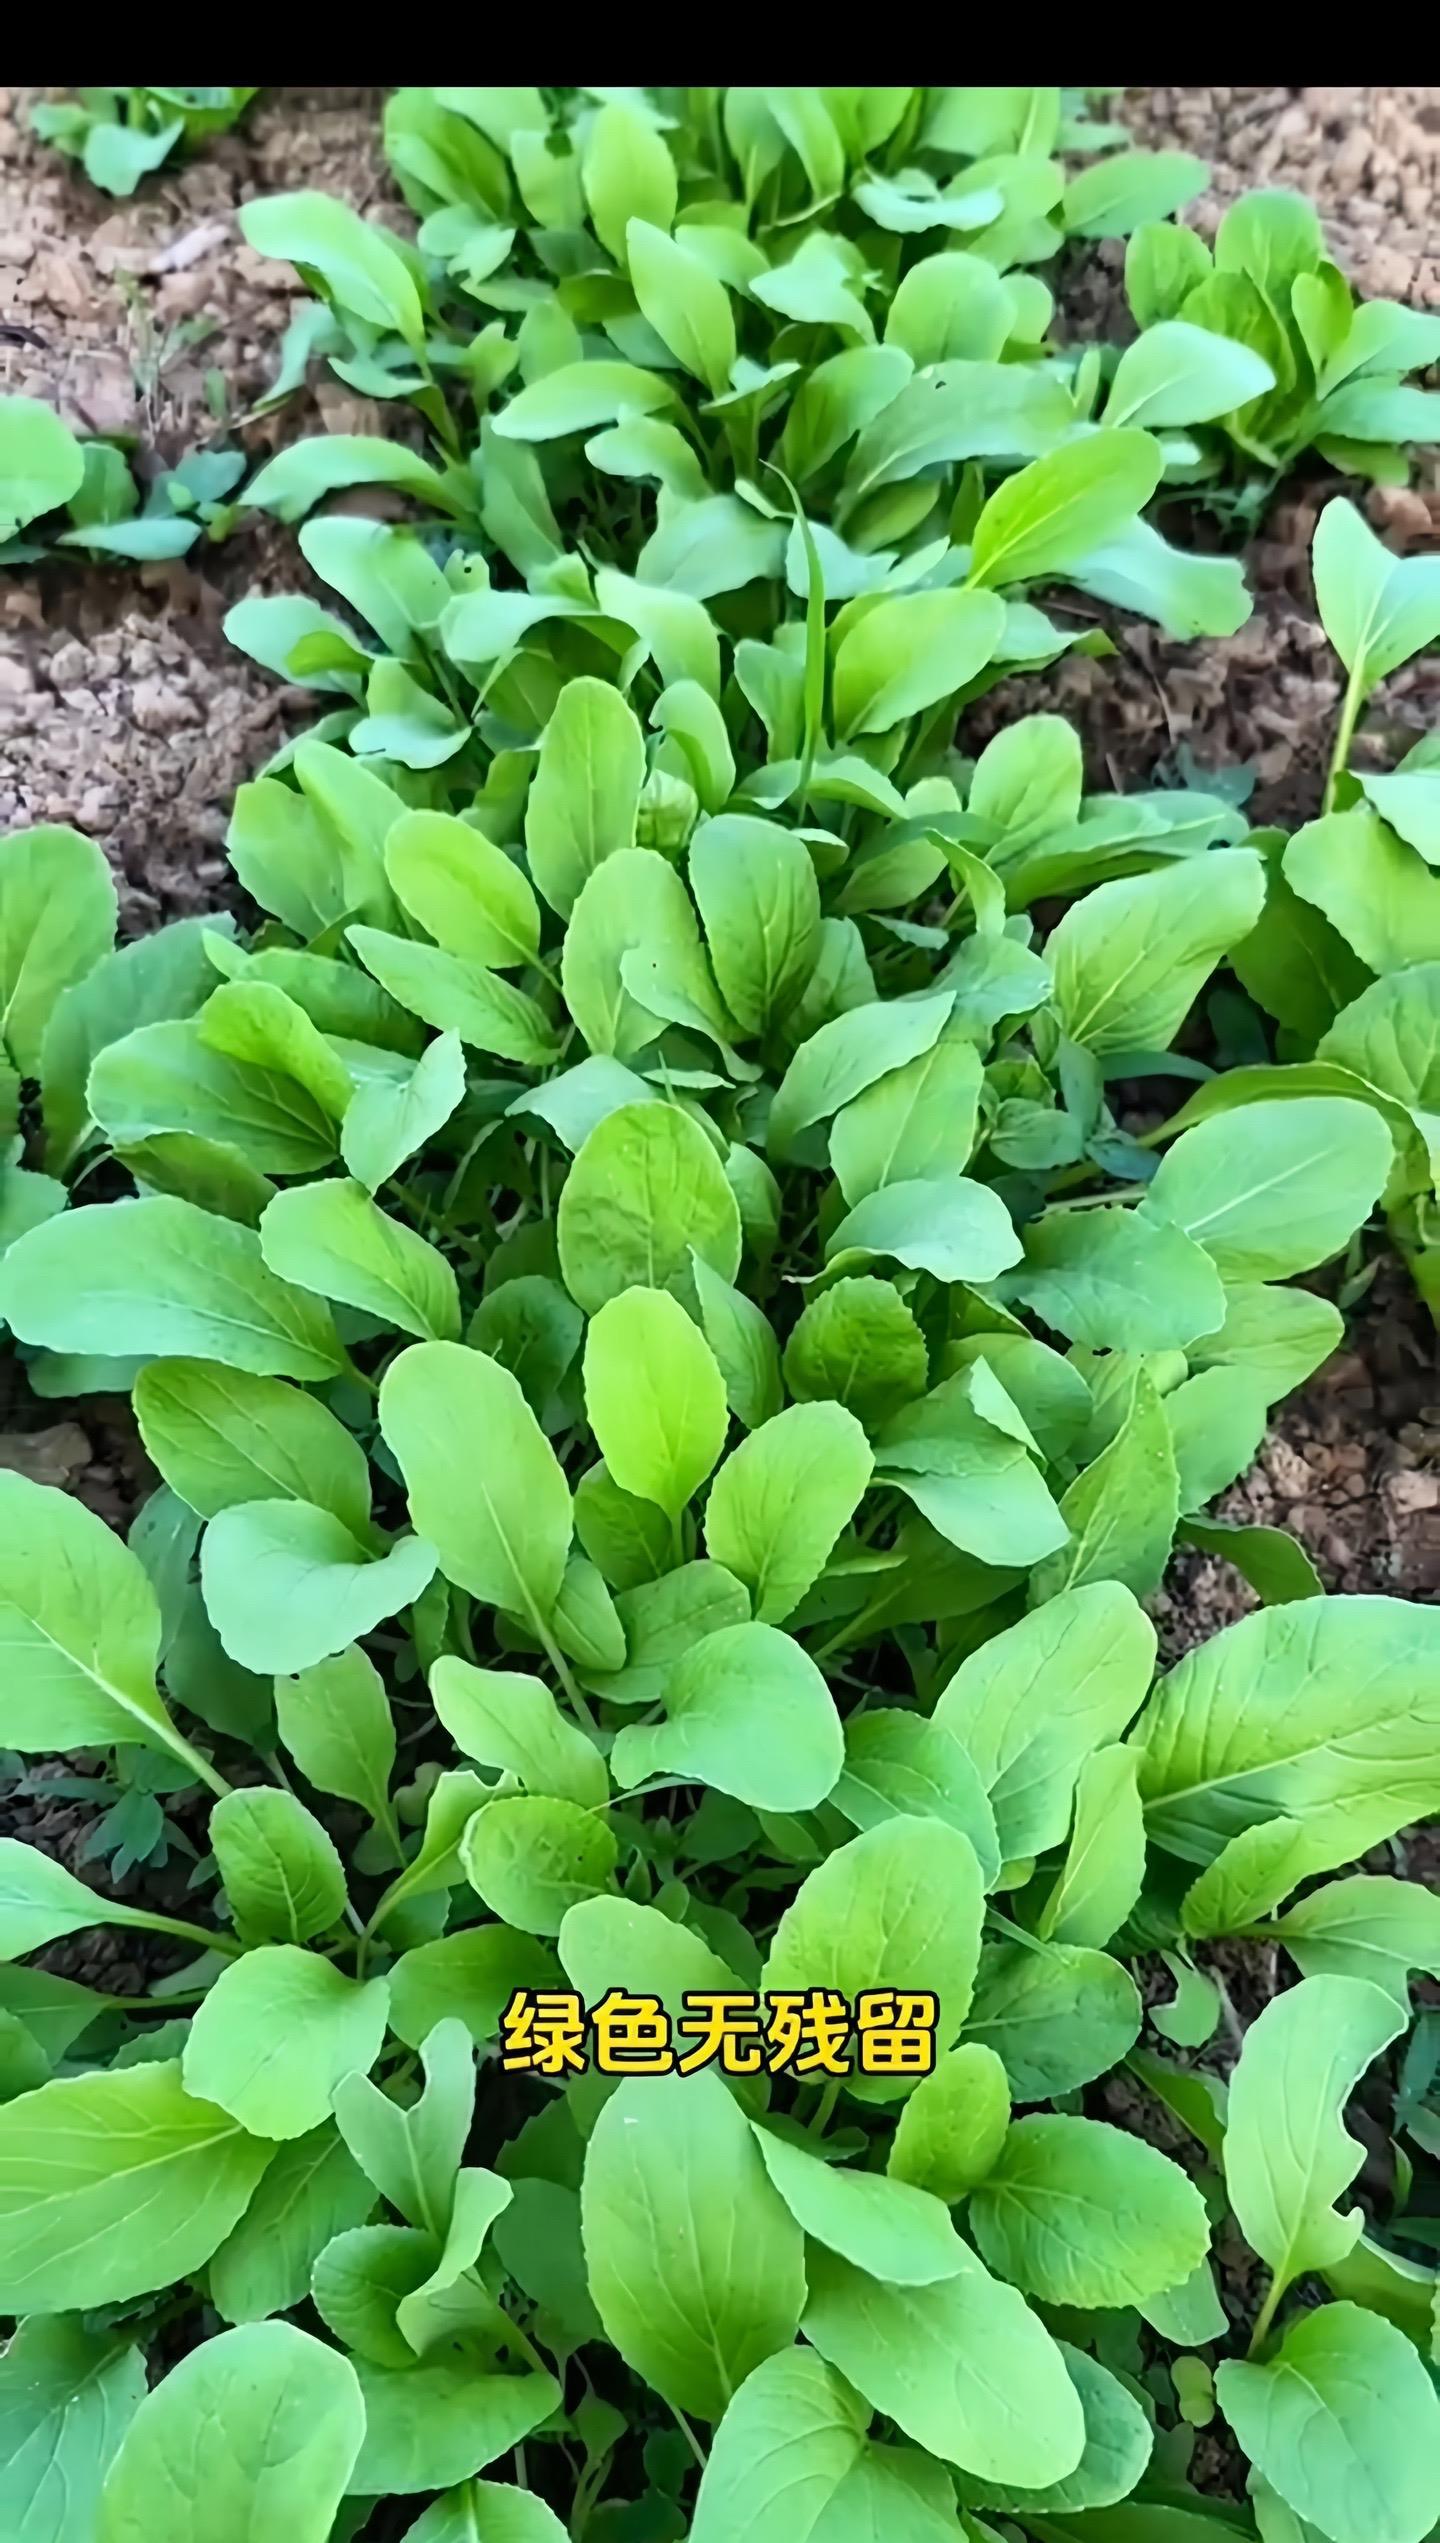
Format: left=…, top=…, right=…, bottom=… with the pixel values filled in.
left=690, top=1255, right=783, bottom=1431
left=1223, top=1975, right=1405, bottom=2296
left=386, top=811, right=541, bottom=968
left=260, top=1181, right=460, bottom=1342
left=705, top=1401, right=873, bottom=1622
left=1142, top=1098, right=1392, bottom=1279
left=525, top=677, right=646, bottom=917
left=769, top=993, right=955, bottom=1161
left=1312, top=495, right=1440, bottom=691
left=1063, top=149, right=1209, bottom=237
left=885, top=248, right=1013, bottom=364
left=829, top=1035, right=983, bottom=1206
left=468, top=1274, right=583, bottom=1423
left=583, top=101, right=677, bottom=263
left=557, top=1100, right=742, bottom=1314
left=965, top=1942, right=1142, bottom=2100
left=200, top=1502, right=436, bottom=1676
left=183, top=1947, right=389, bottom=2139
left=388, top=1926, right=556, bottom=2053
left=275, top=1646, right=397, bottom=1834
left=934, top=1582, right=1156, bottom=1858
left=582, top=1285, right=728, bottom=1519
left=968, top=432, right=1163, bottom=590
left=755, top=2126, right=967, bottom=2285
left=0, top=2315, right=145, bottom=2542
left=888, top=2043, right=1010, bottom=2200
left=1185, top=1282, right=1344, bottom=1404
left=0, top=1197, right=343, bottom=1380
left=1268, top=1874, right=1440, bottom=2002
left=971, top=2113, right=1209, bottom=2306
left=833, top=590, right=1004, bottom=739
left=0, top=2061, right=271, bottom=2312
left=348, top=928, right=559, bottom=1064
left=348, top=2358, right=558, bottom=2497
left=1007, top=1205, right=1225, bottom=1351
left=628, top=219, right=736, bottom=394
left=1284, top=806, right=1440, bottom=975
left=135, top=1359, right=372, bottom=1533
left=1038, top=1744, right=1146, bottom=1946
left=0, top=824, right=116, bottom=1075
left=431, top=1657, right=606, bottom=1808
left=1133, top=1596, right=1440, bottom=1864
left=1104, top=320, right=1275, bottom=426
left=843, top=360, right=1073, bottom=505
left=340, top=1029, right=468, bottom=1194
left=688, top=2348, right=868, bottom=2543
left=0, top=393, right=85, bottom=535
left=559, top=1894, right=741, bottom=2027
left=764, top=1818, right=985, bottom=2070
left=563, top=846, right=731, bottom=1063
left=39, top=912, right=230, bottom=1173
left=380, top=1340, right=573, bottom=1627
left=243, top=434, right=463, bottom=525
left=581, top=2071, right=806, bottom=2419
left=240, top=188, right=425, bottom=344
left=801, top=2243, right=1084, bottom=2486
left=1217, top=2304, right=1440, bottom=2543
left=611, top=1619, right=842, bottom=1810
left=97, top=2322, right=365, bottom=2543
left=1049, top=849, right=1265, bottom=1056
left=785, top=1278, right=928, bottom=1428
left=964, top=2342, right=1156, bottom=2518
left=462, top=1794, right=617, bottom=1935
left=689, top=815, right=822, bottom=1037
left=87, top=1014, right=344, bottom=1176
left=825, top=1176, right=1021, bottom=1285
left=832, top=1709, right=999, bottom=1881
left=208, top=2123, right=374, bottom=2324
left=210, top=1786, right=348, bottom=1945
left=1033, top=1368, right=1178, bottom=1600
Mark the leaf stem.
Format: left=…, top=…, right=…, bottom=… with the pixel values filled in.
left=112, top=1907, right=240, bottom=1958
left=164, top=1727, right=232, bottom=1802
left=538, top=1623, right=600, bottom=1738
left=1324, top=662, right=1365, bottom=813
left=808, top=2076, right=842, bottom=2138
left=1247, top=2275, right=1284, bottom=2358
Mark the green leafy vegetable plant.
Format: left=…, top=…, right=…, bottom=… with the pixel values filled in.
left=30, top=86, right=259, bottom=197
left=1120, top=187, right=1440, bottom=512
left=0, top=516, right=1437, bottom=2535
left=0, top=392, right=242, bottom=566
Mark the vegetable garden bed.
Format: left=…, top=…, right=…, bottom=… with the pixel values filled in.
left=0, top=81, right=1438, bottom=2543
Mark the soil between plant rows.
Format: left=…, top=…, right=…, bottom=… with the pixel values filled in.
left=0, top=90, right=1437, bottom=2438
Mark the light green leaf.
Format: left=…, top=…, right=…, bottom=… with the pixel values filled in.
left=826, top=1176, right=1021, bottom=1285
left=581, top=2071, right=805, bottom=2420
left=582, top=1284, right=728, bottom=1519
left=934, top=1582, right=1156, bottom=1858
left=1223, top=1975, right=1405, bottom=2297
left=0, top=824, right=116, bottom=1075
left=462, top=1795, right=617, bottom=1935
left=431, top=1656, right=606, bottom=1808
left=1104, top=321, right=1275, bottom=426
left=628, top=220, right=736, bottom=394
left=887, top=2043, right=1010, bottom=2200
left=1217, top=2304, right=1440, bottom=2543
left=380, top=1340, right=573, bottom=1627
left=971, top=2113, right=1209, bottom=2306
left=764, top=1818, right=985, bottom=2073
left=785, top=1279, right=928, bottom=1430
left=0, top=1197, right=343, bottom=1380
left=557, top=1100, right=742, bottom=1315
left=965, top=1942, right=1142, bottom=2100
left=525, top=677, right=646, bottom=918
left=240, top=188, right=425, bottom=344
left=0, top=2315, right=145, bottom=2542
left=1268, top=1874, right=1440, bottom=2002
left=348, top=927, right=559, bottom=1064
left=260, top=1180, right=459, bottom=1342
left=208, top=2123, right=374, bottom=2324
left=0, top=2061, right=272, bottom=2312
left=1038, top=1744, right=1147, bottom=1947
left=1007, top=1205, right=1226, bottom=1351
left=963, top=2342, right=1155, bottom=2517
left=97, top=2321, right=365, bottom=2543
left=0, top=394, right=85, bottom=536
left=611, top=1619, right=842, bottom=1810
left=755, top=2126, right=966, bottom=2285
left=1133, top=1595, right=1440, bottom=1864
left=1312, top=495, right=1440, bottom=691
left=688, top=2348, right=868, bottom=2543
left=968, top=431, right=1164, bottom=590
left=386, top=812, right=541, bottom=970
left=1032, top=1368, right=1178, bottom=1600
left=200, top=1501, right=436, bottom=1676
left=135, top=1359, right=371, bottom=1534
left=210, top=1786, right=348, bottom=1945
left=1049, top=849, right=1266, bottom=1056
left=1063, top=149, right=1209, bottom=238
left=182, top=1947, right=389, bottom=2140
left=274, top=1646, right=397, bottom=1834
left=833, top=590, right=1004, bottom=739
left=801, top=2243, right=1083, bottom=2485
left=689, top=815, right=822, bottom=1038
left=1142, top=1098, right=1393, bottom=1279
left=705, top=1400, right=873, bottom=1623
